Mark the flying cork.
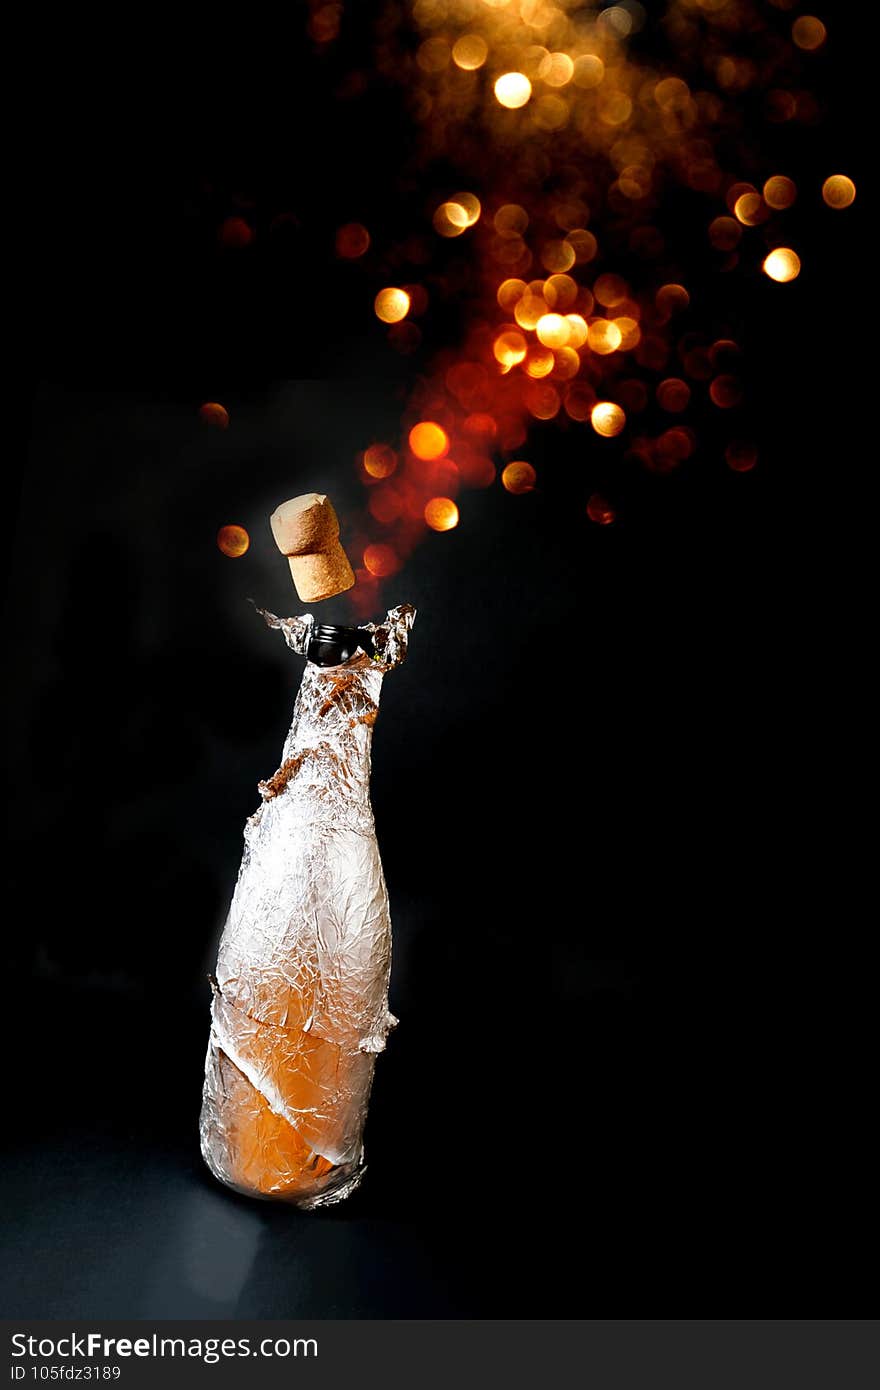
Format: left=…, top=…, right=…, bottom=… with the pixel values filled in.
left=269, top=493, right=356, bottom=603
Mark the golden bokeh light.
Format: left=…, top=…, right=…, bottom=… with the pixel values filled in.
left=822, top=175, right=856, bottom=209
left=586, top=493, right=616, bottom=525
left=502, top=461, right=536, bottom=494
left=617, top=165, right=652, bottom=202
left=572, top=54, right=604, bottom=89
left=539, top=52, right=575, bottom=87
left=494, top=72, right=532, bottom=109
left=374, top=287, right=411, bottom=322
left=613, top=317, right=641, bottom=351
left=613, top=294, right=641, bottom=320
left=792, top=15, right=827, bottom=50
left=544, top=274, right=578, bottom=310
left=343, top=0, right=855, bottom=581
left=536, top=313, right=571, bottom=349
left=452, top=33, right=488, bottom=70
left=725, top=182, right=756, bottom=213
left=553, top=346, right=581, bottom=380
left=655, top=76, right=691, bottom=112
left=494, top=204, right=529, bottom=238
left=514, top=292, right=548, bottom=330
left=433, top=201, right=470, bottom=237
left=715, top=55, right=750, bottom=93
left=409, top=421, right=450, bottom=460
left=656, top=284, right=690, bottom=317
left=200, top=402, right=229, bottom=429
left=552, top=199, right=587, bottom=232
left=734, top=192, right=769, bottom=226
left=450, top=191, right=481, bottom=226
left=424, top=497, right=459, bottom=531
left=564, top=313, right=589, bottom=348
left=591, top=402, right=626, bottom=437
left=497, top=277, right=528, bottom=311
left=363, top=444, right=398, bottom=479
left=524, top=345, right=555, bottom=378
left=587, top=319, right=623, bottom=355
left=601, top=5, right=636, bottom=37
left=217, top=525, right=249, bottom=558
left=541, top=239, right=576, bottom=273
left=763, top=176, right=797, bottom=210
left=598, top=89, right=633, bottom=126
left=363, top=543, right=399, bottom=578
left=335, top=222, right=370, bottom=258
left=763, top=248, right=801, bottom=282
left=566, top=228, right=598, bottom=264
left=493, top=329, right=528, bottom=367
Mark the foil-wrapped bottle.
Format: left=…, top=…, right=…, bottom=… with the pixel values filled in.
left=200, top=603, right=415, bottom=1208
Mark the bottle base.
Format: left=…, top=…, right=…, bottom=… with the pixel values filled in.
left=200, top=1135, right=366, bottom=1210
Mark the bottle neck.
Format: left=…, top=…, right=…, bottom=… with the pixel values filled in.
left=284, top=660, right=384, bottom=776
left=307, top=624, right=376, bottom=668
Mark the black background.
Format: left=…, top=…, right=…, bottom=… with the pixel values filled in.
left=5, top=8, right=870, bottom=1317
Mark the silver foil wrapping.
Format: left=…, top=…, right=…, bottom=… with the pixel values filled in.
left=199, top=603, right=415, bottom=1208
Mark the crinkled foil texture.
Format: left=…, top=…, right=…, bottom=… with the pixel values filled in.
left=200, top=605, right=415, bottom=1208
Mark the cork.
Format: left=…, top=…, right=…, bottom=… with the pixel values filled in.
left=269, top=493, right=355, bottom=603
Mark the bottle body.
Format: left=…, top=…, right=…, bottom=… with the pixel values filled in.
left=199, top=605, right=414, bottom=1207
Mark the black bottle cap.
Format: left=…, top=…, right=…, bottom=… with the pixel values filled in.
left=307, top=624, right=376, bottom=668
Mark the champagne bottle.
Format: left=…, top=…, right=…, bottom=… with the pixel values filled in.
left=200, top=603, right=415, bottom=1207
